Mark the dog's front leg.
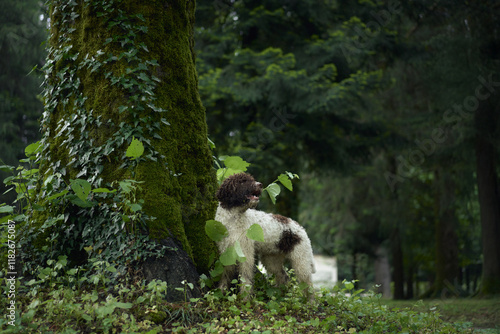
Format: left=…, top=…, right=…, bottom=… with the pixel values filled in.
left=238, top=239, right=255, bottom=297
left=219, top=264, right=236, bottom=292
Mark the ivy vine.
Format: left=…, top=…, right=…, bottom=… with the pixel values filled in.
left=16, top=0, right=174, bottom=278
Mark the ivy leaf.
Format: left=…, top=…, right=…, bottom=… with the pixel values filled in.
left=70, top=179, right=91, bottom=201
left=207, top=137, right=216, bottom=149
left=70, top=196, right=95, bottom=208
left=126, top=137, right=144, bottom=160
left=344, top=281, right=355, bottom=291
left=233, top=241, right=246, bottom=261
left=106, top=266, right=117, bottom=273
left=46, top=190, right=69, bottom=201
left=130, top=203, right=142, bottom=212
left=205, top=220, right=228, bottom=242
left=119, top=181, right=133, bottom=193
left=116, top=302, right=133, bottom=309
left=117, top=105, right=128, bottom=113
left=246, top=224, right=264, bottom=242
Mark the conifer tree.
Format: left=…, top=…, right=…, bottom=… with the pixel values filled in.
left=0, top=0, right=46, bottom=204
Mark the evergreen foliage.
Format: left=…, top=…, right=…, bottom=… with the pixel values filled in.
left=195, top=0, right=500, bottom=297
left=0, top=0, right=46, bottom=205
left=195, top=0, right=390, bottom=179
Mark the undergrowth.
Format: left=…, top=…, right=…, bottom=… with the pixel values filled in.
left=0, top=261, right=478, bottom=333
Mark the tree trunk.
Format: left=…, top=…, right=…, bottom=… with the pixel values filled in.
left=432, top=168, right=459, bottom=297
left=475, top=99, right=500, bottom=295
left=37, top=0, right=217, bottom=291
left=406, top=264, right=414, bottom=299
left=351, top=252, right=357, bottom=283
left=391, top=227, right=405, bottom=299
left=374, top=246, right=392, bottom=298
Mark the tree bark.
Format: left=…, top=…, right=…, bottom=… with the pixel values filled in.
left=406, top=264, right=414, bottom=299
left=374, top=246, right=392, bottom=298
left=38, top=0, right=217, bottom=284
left=475, top=99, right=500, bottom=295
left=391, top=227, right=405, bottom=299
left=432, top=168, right=459, bottom=297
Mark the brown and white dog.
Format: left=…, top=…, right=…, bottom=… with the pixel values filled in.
left=214, top=173, right=315, bottom=298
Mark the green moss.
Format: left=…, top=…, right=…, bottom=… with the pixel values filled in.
left=146, top=310, right=168, bottom=324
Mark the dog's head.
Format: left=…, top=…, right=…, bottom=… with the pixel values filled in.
left=216, top=173, right=263, bottom=210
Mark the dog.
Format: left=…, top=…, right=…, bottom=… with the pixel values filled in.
left=214, top=173, right=316, bottom=298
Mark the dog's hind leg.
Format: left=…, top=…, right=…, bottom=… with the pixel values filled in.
left=289, top=247, right=315, bottom=301
left=290, top=258, right=313, bottom=286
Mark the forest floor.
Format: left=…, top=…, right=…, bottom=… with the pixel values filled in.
left=382, top=298, right=500, bottom=331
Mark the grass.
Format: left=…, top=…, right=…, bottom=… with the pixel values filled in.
left=381, top=298, right=500, bottom=331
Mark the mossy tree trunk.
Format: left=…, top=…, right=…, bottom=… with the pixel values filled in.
left=38, top=0, right=217, bottom=283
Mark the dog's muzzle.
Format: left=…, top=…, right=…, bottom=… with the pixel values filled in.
left=246, top=182, right=262, bottom=207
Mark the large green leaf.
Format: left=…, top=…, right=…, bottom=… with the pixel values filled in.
left=125, top=137, right=144, bottom=160
left=217, top=156, right=251, bottom=182
left=219, top=241, right=246, bottom=266
left=278, top=173, right=293, bottom=191
left=219, top=245, right=237, bottom=266
left=205, top=220, right=228, bottom=241
left=25, top=141, right=41, bottom=157
left=246, top=224, right=264, bottom=242
left=264, top=183, right=281, bottom=204
left=0, top=165, right=15, bottom=173
left=223, top=156, right=250, bottom=171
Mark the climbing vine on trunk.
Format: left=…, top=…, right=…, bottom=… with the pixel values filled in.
left=20, top=0, right=218, bottom=278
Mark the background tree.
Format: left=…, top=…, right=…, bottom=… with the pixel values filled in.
left=195, top=0, right=497, bottom=298
left=389, top=0, right=500, bottom=296
left=195, top=0, right=391, bottom=217
left=0, top=0, right=46, bottom=205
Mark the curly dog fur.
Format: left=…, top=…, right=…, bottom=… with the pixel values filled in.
left=215, top=173, right=316, bottom=297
